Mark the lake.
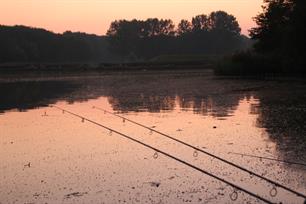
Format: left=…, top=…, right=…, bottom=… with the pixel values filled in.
left=0, top=70, right=305, bottom=204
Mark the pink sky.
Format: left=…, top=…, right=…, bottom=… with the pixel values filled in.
left=1, top=0, right=263, bottom=36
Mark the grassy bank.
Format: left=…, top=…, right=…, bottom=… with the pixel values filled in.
left=0, top=62, right=213, bottom=73
left=0, top=54, right=220, bottom=72
left=215, top=52, right=306, bottom=76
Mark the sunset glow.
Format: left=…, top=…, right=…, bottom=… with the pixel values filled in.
left=1, top=0, right=263, bottom=35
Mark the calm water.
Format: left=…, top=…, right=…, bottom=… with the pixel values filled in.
left=0, top=70, right=306, bottom=204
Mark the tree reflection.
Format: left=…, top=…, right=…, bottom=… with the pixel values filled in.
left=1, top=73, right=305, bottom=164
left=0, top=72, right=245, bottom=117
left=0, top=80, right=80, bottom=113
left=255, top=83, right=306, bottom=163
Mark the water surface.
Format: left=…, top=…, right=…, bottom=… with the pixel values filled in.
left=1, top=70, right=306, bottom=203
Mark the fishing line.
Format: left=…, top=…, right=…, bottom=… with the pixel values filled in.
left=92, top=105, right=306, bottom=199
left=228, top=152, right=306, bottom=167
left=50, top=105, right=274, bottom=204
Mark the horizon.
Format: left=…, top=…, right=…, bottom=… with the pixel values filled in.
left=1, top=0, right=263, bottom=36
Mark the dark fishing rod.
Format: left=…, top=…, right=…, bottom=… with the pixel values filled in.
left=92, top=106, right=306, bottom=200
left=51, top=105, right=274, bottom=204
left=228, top=152, right=306, bottom=167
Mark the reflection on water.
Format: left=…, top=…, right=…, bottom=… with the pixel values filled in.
left=0, top=71, right=248, bottom=116
left=0, top=71, right=306, bottom=203
left=0, top=80, right=80, bottom=113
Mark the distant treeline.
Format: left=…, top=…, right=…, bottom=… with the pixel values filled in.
left=106, top=11, right=251, bottom=60
left=216, top=0, right=306, bottom=75
left=0, top=10, right=251, bottom=65
left=0, top=26, right=113, bottom=63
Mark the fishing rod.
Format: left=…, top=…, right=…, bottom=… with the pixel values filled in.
left=50, top=105, right=274, bottom=204
left=92, top=105, right=306, bottom=200
left=228, top=152, right=306, bottom=167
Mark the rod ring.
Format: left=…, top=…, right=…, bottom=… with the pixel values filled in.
left=153, top=152, right=158, bottom=159
left=193, top=150, right=198, bottom=157
left=270, top=186, right=277, bottom=197
left=230, top=191, right=238, bottom=201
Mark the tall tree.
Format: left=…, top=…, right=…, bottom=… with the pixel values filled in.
left=106, top=19, right=144, bottom=57
left=286, top=0, right=306, bottom=61
left=248, top=0, right=306, bottom=72
left=191, top=15, right=209, bottom=31
left=106, top=18, right=176, bottom=59
left=208, top=11, right=241, bottom=35
left=249, top=0, right=291, bottom=53
left=144, top=18, right=175, bottom=37
left=177, top=19, right=192, bottom=35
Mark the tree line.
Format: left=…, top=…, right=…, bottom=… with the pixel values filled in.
left=106, top=11, right=250, bottom=60
left=0, top=11, right=251, bottom=64
left=0, top=25, right=112, bottom=63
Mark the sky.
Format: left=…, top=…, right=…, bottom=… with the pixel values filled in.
left=0, top=0, right=263, bottom=36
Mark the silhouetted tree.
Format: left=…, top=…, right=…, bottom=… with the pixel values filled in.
left=191, top=12, right=241, bottom=34
left=208, top=11, right=241, bottom=35
left=144, top=18, right=175, bottom=37
left=249, top=0, right=291, bottom=53
left=177, top=20, right=192, bottom=35
left=249, top=0, right=306, bottom=72
left=106, top=18, right=176, bottom=59
left=191, top=15, right=209, bottom=31
left=106, top=20, right=144, bottom=57
left=285, top=0, right=306, bottom=65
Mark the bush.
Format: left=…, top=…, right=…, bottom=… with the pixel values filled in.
left=214, top=51, right=288, bottom=76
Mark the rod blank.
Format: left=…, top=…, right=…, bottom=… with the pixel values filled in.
left=92, top=106, right=306, bottom=200
left=51, top=105, right=274, bottom=204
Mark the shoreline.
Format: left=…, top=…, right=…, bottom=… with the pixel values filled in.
left=0, top=62, right=214, bottom=72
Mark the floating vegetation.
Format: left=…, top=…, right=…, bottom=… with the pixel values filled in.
left=148, top=182, right=160, bottom=188
left=64, top=192, right=88, bottom=199
left=24, top=162, right=31, bottom=168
